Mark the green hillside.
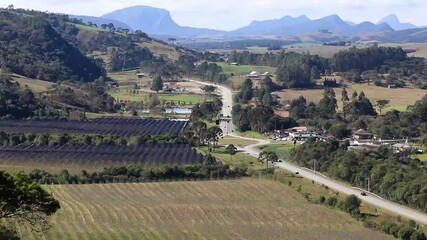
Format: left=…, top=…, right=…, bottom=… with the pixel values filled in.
left=0, top=10, right=103, bottom=82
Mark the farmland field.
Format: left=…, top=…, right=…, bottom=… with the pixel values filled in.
left=0, top=144, right=203, bottom=173
left=21, top=179, right=392, bottom=240
left=275, top=82, right=427, bottom=112
left=0, top=118, right=188, bottom=137
left=110, top=91, right=209, bottom=105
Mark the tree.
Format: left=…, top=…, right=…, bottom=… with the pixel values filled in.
left=341, top=87, right=350, bottom=120
left=151, top=76, right=163, bottom=93
left=317, top=88, right=337, bottom=118
left=329, top=123, right=351, bottom=139
left=147, top=93, right=160, bottom=109
left=339, top=195, right=361, bottom=216
left=258, top=151, right=279, bottom=170
left=289, top=96, right=307, bottom=119
left=225, top=144, right=237, bottom=161
left=100, top=24, right=108, bottom=30
left=376, top=99, right=390, bottom=116
left=0, top=171, right=60, bottom=233
left=190, top=121, right=207, bottom=145
left=201, top=85, right=216, bottom=99
left=206, top=126, right=223, bottom=151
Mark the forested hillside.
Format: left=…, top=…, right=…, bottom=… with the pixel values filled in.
left=0, top=11, right=103, bottom=82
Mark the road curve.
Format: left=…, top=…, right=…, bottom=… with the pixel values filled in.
left=189, top=79, right=427, bottom=225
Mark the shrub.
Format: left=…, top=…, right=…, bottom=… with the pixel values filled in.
left=326, top=196, right=338, bottom=207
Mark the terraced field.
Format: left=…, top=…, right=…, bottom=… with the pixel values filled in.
left=23, top=179, right=392, bottom=240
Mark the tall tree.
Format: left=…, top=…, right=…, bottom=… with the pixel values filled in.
left=341, top=87, right=350, bottom=120
left=317, top=88, right=337, bottom=119
left=151, top=76, right=163, bottom=93
left=376, top=99, right=390, bottom=116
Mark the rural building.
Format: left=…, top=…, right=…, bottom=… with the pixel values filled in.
left=107, top=82, right=119, bottom=88
left=289, top=131, right=322, bottom=140
left=349, top=140, right=384, bottom=151
left=288, top=126, right=308, bottom=132
left=136, top=73, right=145, bottom=78
left=246, top=71, right=272, bottom=79
left=353, top=129, right=374, bottom=140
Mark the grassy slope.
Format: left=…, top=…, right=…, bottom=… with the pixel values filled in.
left=11, top=74, right=54, bottom=93
left=137, top=40, right=181, bottom=61
left=258, top=143, right=296, bottom=159
left=22, top=180, right=392, bottom=240
left=197, top=146, right=262, bottom=170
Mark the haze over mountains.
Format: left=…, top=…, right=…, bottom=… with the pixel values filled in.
left=377, top=14, right=417, bottom=31
left=72, top=5, right=419, bottom=39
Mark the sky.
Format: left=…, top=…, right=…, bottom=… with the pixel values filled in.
left=1, top=0, right=426, bottom=30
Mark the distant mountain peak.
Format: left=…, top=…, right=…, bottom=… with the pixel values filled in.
left=101, top=5, right=224, bottom=37
left=378, top=14, right=416, bottom=30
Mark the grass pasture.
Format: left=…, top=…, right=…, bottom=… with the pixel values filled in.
left=12, top=74, right=54, bottom=93
left=108, top=70, right=153, bottom=83
left=218, top=137, right=258, bottom=147
left=110, top=91, right=208, bottom=105
left=137, top=40, right=181, bottom=61
left=276, top=82, right=427, bottom=112
left=197, top=146, right=262, bottom=170
left=258, top=143, right=296, bottom=160
left=23, top=179, right=392, bottom=240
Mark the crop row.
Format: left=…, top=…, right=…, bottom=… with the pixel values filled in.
left=0, top=144, right=203, bottom=167
left=0, top=118, right=188, bottom=136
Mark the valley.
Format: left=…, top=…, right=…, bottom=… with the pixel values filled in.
left=0, top=3, right=427, bottom=240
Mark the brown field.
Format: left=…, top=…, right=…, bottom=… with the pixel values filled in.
left=20, top=179, right=392, bottom=240
left=276, top=81, right=427, bottom=112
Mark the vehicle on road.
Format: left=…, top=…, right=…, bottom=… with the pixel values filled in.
left=361, top=192, right=367, bottom=196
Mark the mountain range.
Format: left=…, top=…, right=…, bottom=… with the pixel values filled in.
left=70, top=5, right=419, bottom=39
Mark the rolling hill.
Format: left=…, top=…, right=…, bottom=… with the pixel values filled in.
left=0, top=10, right=103, bottom=82
left=68, top=14, right=133, bottom=31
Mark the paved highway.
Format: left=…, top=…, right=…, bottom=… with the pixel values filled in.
left=190, top=79, right=427, bottom=224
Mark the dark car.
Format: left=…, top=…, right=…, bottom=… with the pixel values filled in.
left=360, top=192, right=367, bottom=196
left=295, top=172, right=299, bottom=175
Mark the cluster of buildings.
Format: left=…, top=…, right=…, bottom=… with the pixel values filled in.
left=349, top=129, right=423, bottom=154
left=273, top=127, right=424, bottom=155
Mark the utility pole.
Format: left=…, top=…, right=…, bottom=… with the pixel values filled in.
left=313, top=160, right=317, bottom=172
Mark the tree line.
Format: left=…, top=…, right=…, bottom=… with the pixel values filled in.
left=290, top=139, right=427, bottom=212
left=0, top=132, right=187, bottom=147
left=28, top=164, right=248, bottom=184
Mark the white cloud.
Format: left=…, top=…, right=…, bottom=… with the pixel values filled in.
left=1, top=0, right=426, bottom=30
